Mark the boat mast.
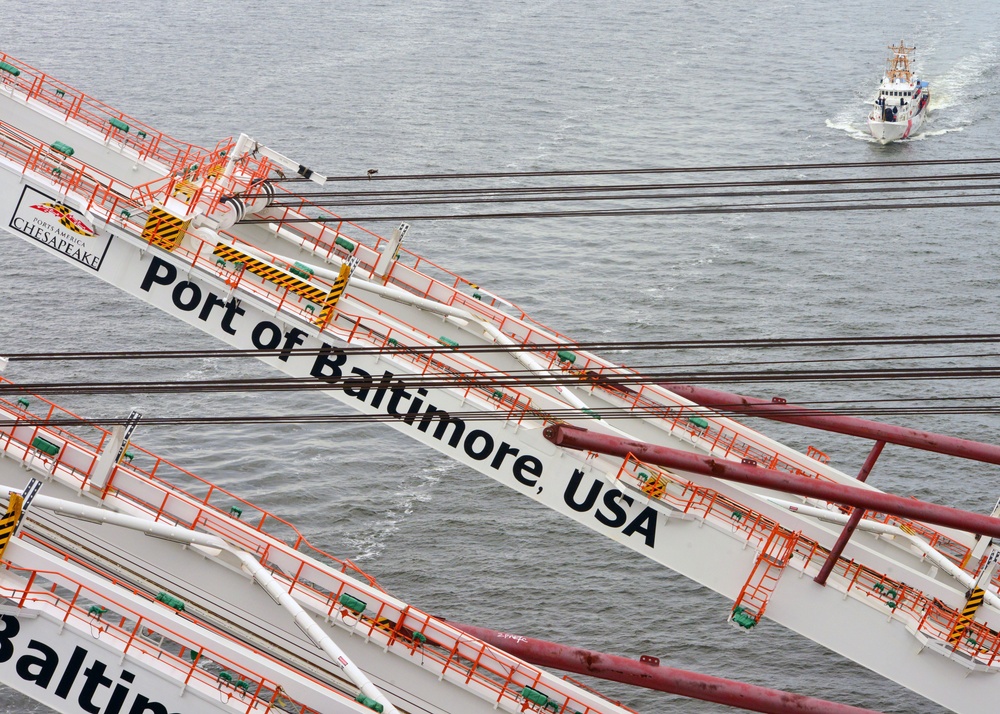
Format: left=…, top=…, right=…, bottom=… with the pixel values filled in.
left=886, top=40, right=915, bottom=83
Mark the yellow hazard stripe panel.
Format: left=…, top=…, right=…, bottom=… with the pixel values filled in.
left=213, top=244, right=327, bottom=303
left=0, top=493, right=24, bottom=559
left=171, top=180, right=198, bottom=203
left=947, top=587, right=986, bottom=643
left=316, top=263, right=352, bottom=328
left=142, top=206, right=190, bottom=252
left=964, top=590, right=986, bottom=611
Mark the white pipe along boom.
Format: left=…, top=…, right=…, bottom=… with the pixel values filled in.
left=233, top=552, right=400, bottom=714
left=0, top=485, right=400, bottom=714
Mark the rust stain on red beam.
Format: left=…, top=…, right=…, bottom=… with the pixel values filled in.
left=663, top=383, right=1000, bottom=466
left=449, top=622, right=880, bottom=714
left=543, top=424, right=1000, bottom=539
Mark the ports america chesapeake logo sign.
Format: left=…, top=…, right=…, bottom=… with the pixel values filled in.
left=9, top=185, right=113, bottom=270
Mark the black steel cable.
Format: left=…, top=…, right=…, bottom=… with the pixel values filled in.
left=272, top=156, right=1000, bottom=183
left=244, top=197, right=1000, bottom=223
left=8, top=361, right=1000, bottom=400
left=244, top=157, right=1000, bottom=222
left=267, top=184, right=1000, bottom=210
left=11, top=400, right=1000, bottom=431
left=10, top=334, right=1000, bottom=362
left=261, top=173, right=1000, bottom=201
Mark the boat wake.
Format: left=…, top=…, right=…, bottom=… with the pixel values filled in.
left=824, top=116, right=878, bottom=143
left=904, top=125, right=964, bottom=141
left=931, top=39, right=1000, bottom=116
left=825, top=108, right=967, bottom=145
left=347, top=462, right=446, bottom=562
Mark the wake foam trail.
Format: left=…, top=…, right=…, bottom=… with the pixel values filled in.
left=906, top=125, right=965, bottom=141
left=825, top=117, right=877, bottom=143
left=348, top=462, right=447, bottom=562
left=921, top=37, right=1000, bottom=134
left=930, top=40, right=1000, bottom=112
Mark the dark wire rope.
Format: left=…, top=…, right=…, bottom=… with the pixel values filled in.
left=244, top=198, right=1000, bottom=223
left=260, top=173, right=1000, bottom=201
left=10, top=333, right=1000, bottom=361
left=10, top=379, right=1000, bottom=423
left=251, top=161, right=1000, bottom=221
left=267, top=185, right=1000, bottom=210
left=271, top=156, right=1000, bottom=183
left=265, top=174, right=1000, bottom=202
left=13, top=401, right=1000, bottom=431
left=9, top=361, right=1000, bottom=399
left=9, top=351, right=1000, bottom=374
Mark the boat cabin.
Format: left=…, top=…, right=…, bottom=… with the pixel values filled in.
left=870, top=42, right=928, bottom=126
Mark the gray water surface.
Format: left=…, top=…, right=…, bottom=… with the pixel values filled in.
left=3, top=1, right=1000, bottom=711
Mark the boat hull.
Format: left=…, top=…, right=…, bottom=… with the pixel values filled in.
left=867, top=111, right=924, bottom=143
left=867, top=95, right=929, bottom=143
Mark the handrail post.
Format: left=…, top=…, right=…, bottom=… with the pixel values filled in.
left=124, top=616, right=142, bottom=655
left=64, top=585, right=83, bottom=623
left=17, top=571, right=36, bottom=608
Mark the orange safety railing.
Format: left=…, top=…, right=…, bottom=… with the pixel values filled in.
left=0, top=101, right=255, bottom=229
left=0, top=383, right=626, bottom=714
left=561, top=676, right=641, bottom=714
left=0, top=119, right=145, bottom=225
left=0, top=119, right=248, bottom=231
left=0, top=393, right=109, bottom=483
left=318, top=598, right=613, bottom=714
left=267, top=183, right=385, bottom=260
left=0, top=53, right=212, bottom=174
left=617, top=454, right=1000, bottom=666
left=0, top=564, right=332, bottom=714
left=163, top=230, right=542, bottom=423
left=0, top=383, right=381, bottom=592
left=864, top=511, right=972, bottom=567
left=129, top=136, right=236, bottom=210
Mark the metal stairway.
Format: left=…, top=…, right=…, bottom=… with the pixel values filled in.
left=730, top=527, right=799, bottom=629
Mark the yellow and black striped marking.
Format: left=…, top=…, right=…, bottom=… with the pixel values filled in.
left=141, top=206, right=190, bottom=251
left=947, top=587, right=986, bottom=644
left=212, top=244, right=327, bottom=303
left=641, top=475, right=666, bottom=499
left=0, top=493, right=24, bottom=560
left=373, top=616, right=420, bottom=641
left=315, top=262, right=352, bottom=329
left=171, top=180, right=198, bottom=203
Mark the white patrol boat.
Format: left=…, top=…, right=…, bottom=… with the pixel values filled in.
left=868, top=41, right=930, bottom=143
